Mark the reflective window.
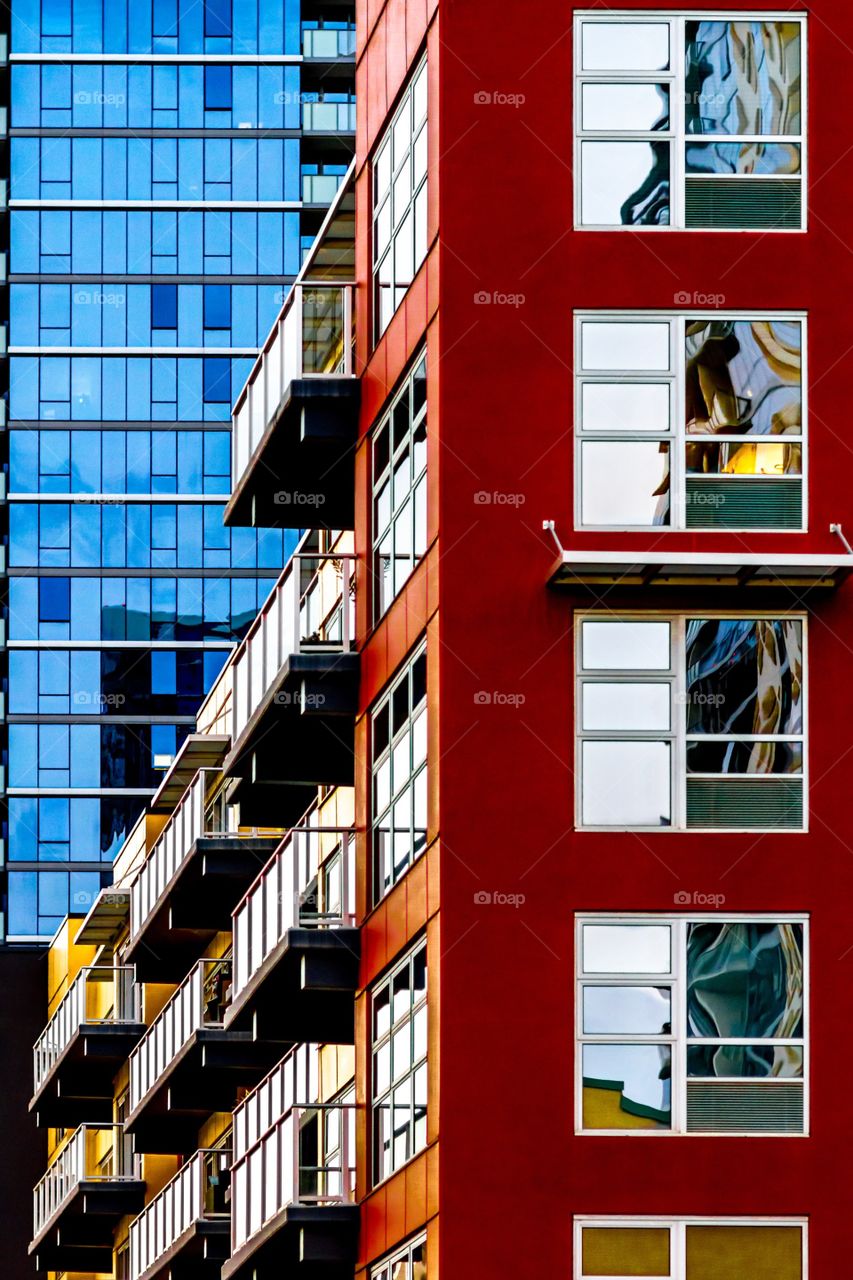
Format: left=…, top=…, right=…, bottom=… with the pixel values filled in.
left=8, top=722, right=192, bottom=787
left=577, top=615, right=805, bottom=830
left=6, top=869, right=107, bottom=940
left=575, top=15, right=804, bottom=229
left=578, top=916, right=806, bottom=1135
left=10, top=429, right=231, bottom=495
left=372, top=352, right=427, bottom=619
left=372, top=941, right=428, bottom=1183
left=576, top=313, right=804, bottom=530
left=373, top=58, right=428, bottom=339
left=371, top=646, right=428, bottom=902
left=372, top=1235, right=427, bottom=1280
left=576, top=1217, right=805, bottom=1278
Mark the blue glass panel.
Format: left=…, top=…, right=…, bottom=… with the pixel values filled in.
left=152, top=283, right=178, bottom=329
left=205, top=65, right=232, bottom=109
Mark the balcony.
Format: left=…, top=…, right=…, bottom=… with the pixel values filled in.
left=30, top=965, right=144, bottom=1128
left=129, top=1148, right=231, bottom=1280
left=302, top=27, right=356, bottom=59
left=223, top=1053, right=356, bottom=1280
left=302, top=98, right=356, bottom=133
left=219, top=549, right=359, bottom=827
left=226, top=826, right=358, bottom=1043
left=225, top=282, right=358, bottom=530
left=127, top=958, right=282, bottom=1154
left=302, top=171, right=347, bottom=204
left=126, top=767, right=283, bottom=982
left=30, top=1125, right=144, bottom=1274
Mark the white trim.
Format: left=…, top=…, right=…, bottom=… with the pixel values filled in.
left=11, top=55, right=303, bottom=64
left=10, top=200, right=303, bottom=211
left=10, top=347, right=260, bottom=357
left=8, top=493, right=229, bottom=503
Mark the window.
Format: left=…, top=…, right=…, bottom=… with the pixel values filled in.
left=373, top=59, right=428, bottom=338
left=372, top=941, right=427, bottom=1183
left=372, top=1235, right=427, bottom=1280
left=151, top=284, right=178, bottom=330
left=575, top=14, right=805, bottom=229
left=372, top=646, right=428, bottom=901
left=575, top=314, right=804, bottom=529
left=204, top=66, right=232, bottom=111
left=576, top=614, right=805, bottom=830
left=372, top=352, right=427, bottom=619
left=577, top=915, right=806, bottom=1135
left=575, top=1218, right=806, bottom=1279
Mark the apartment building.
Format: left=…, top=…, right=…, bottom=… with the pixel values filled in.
left=21, top=1, right=853, bottom=1278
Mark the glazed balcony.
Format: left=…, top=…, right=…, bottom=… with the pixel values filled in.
left=302, top=96, right=356, bottom=133
left=31, top=965, right=144, bottom=1128
left=223, top=1053, right=356, bottom=1280
left=219, top=550, right=358, bottom=827
left=129, top=1148, right=231, bottom=1280
left=126, top=958, right=282, bottom=1155
left=225, top=282, right=358, bottom=530
left=226, top=826, right=358, bottom=1043
left=302, top=26, right=356, bottom=59
left=30, top=1125, right=144, bottom=1274
left=126, top=767, right=283, bottom=982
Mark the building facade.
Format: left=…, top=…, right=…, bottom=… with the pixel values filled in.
left=2, top=0, right=355, bottom=940
left=20, top=0, right=853, bottom=1278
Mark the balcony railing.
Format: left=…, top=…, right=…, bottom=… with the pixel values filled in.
left=231, top=552, right=355, bottom=747
left=33, top=966, right=139, bottom=1094
left=302, top=99, right=356, bottom=132
left=302, top=27, right=356, bottom=57
left=129, top=1148, right=230, bottom=1280
left=302, top=172, right=346, bottom=204
left=33, top=1125, right=137, bottom=1238
left=233, top=827, right=355, bottom=1000
left=232, top=283, right=354, bottom=484
left=129, top=958, right=232, bottom=1113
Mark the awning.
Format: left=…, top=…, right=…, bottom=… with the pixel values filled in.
left=148, top=733, right=230, bottom=814
left=549, top=549, right=853, bottom=590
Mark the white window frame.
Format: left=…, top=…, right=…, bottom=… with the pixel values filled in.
left=575, top=912, right=809, bottom=1137
left=371, top=938, right=428, bottom=1186
left=574, top=311, right=807, bottom=531
left=573, top=11, right=807, bottom=232
left=371, top=642, right=428, bottom=903
left=573, top=1216, right=808, bottom=1278
left=371, top=1233, right=427, bottom=1280
left=575, top=611, right=808, bottom=833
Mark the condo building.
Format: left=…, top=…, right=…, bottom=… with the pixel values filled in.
left=14, top=1, right=853, bottom=1278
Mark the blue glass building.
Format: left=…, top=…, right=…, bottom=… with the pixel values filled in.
left=2, top=0, right=355, bottom=939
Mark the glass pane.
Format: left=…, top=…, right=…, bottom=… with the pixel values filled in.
left=581, top=440, right=670, bottom=525
left=580, top=141, right=670, bottom=226
left=686, top=442, right=802, bottom=475
left=582, top=682, right=671, bottom=732
left=686, top=740, right=802, bottom=775
left=582, top=1226, right=671, bottom=1275
left=581, top=84, right=669, bottom=132
left=687, top=1043, right=803, bottom=1078
left=684, top=21, right=801, bottom=136
left=582, top=923, right=672, bottom=974
left=581, top=382, right=670, bottom=433
left=685, top=141, right=800, bottom=175
left=581, top=620, right=671, bottom=671
left=582, top=1044, right=672, bottom=1129
left=582, top=741, right=671, bottom=827
left=581, top=22, right=671, bottom=72
left=685, top=319, right=801, bottom=437
left=582, top=322, right=670, bottom=372
left=684, top=619, right=803, bottom=737
left=686, top=921, right=805, bottom=1038
left=582, top=985, right=671, bottom=1034
left=685, top=1224, right=803, bottom=1280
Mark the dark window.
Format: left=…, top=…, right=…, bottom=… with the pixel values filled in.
left=205, top=66, right=233, bottom=110
left=203, top=284, right=231, bottom=329
left=39, top=577, right=70, bottom=622
left=204, top=0, right=232, bottom=37
left=151, top=284, right=178, bottom=329
left=203, top=357, right=231, bottom=403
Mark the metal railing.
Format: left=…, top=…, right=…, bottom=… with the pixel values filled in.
left=129, top=1148, right=230, bottom=1280
left=232, top=282, right=354, bottom=484
left=33, top=966, right=139, bottom=1094
left=34, top=1125, right=137, bottom=1238
left=302, top=27, right=356, bottom=57
left=129, top=958, right=232, bottom=1114
left=302, top=99, right=356, bottom=132
left=231, top=552, right=355, bottom=748
left=232, top=826, right=355, bottom=999
left=231, top=1095, right=354, bottom=1251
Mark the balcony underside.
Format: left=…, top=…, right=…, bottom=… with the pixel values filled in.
left=126, top=1030, right=287, bottom=1154
left=30, top=1022, right=147, bottom=1129
left=224, top=379, right=360, bottom=530
left=225, top=653, right=359, bottom=828
left=136, top=1218, right=230, bottom=1280
left=30, top=1180, right=146, bottom=1274
left=223, top=1204, right=359, bottom=1280
left=549, top=549, right=853, bottom=591
left=226, top=927, right=360, bottom=1045
left=125, top=836, right=282, bottom=983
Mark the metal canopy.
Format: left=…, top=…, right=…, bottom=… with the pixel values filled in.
left=549, top=549, right=853, bottom=590
left=148, top=733, right=230, bottom=814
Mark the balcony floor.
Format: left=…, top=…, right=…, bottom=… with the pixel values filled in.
left=136, top=1216, right=230, bottom=1280
left=30, top=1021, right=147, bottom=1128
left=30, top=1179, right=146, bottom=1274
left=222, top=1204, right=359, bottom=1280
